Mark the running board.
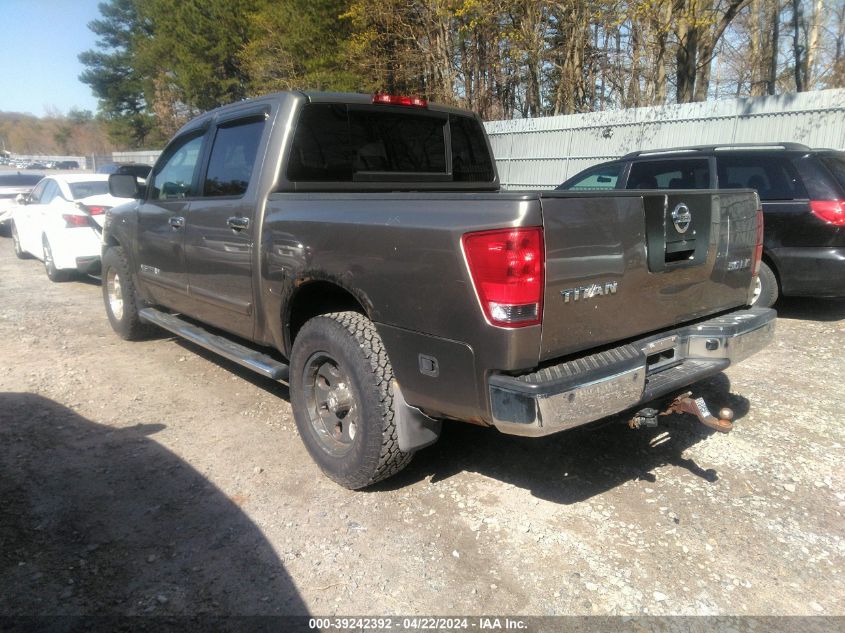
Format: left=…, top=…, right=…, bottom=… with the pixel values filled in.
left=138, top=308, right=289, bottom=381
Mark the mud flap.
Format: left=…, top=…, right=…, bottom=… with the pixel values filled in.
left=393, top=381, right=442, bottom=452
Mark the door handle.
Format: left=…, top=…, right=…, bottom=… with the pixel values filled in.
left=227, top=216, right=250, bottom=232
left=169, top=216, right=185, bottom=229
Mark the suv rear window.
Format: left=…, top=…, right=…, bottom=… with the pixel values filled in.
left=818, top=154, right=845, bottom=192
left=717, top=155, right=807, bottom=200
left=626, top=158, right=710, bottom=189
left=286, top=104, right=494, bottom=184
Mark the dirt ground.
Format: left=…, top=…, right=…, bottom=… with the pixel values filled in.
left=0, top=234, right=843, bottom=618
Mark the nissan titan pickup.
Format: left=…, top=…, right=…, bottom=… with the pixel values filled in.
left=101, top=92, right=775, bottom=489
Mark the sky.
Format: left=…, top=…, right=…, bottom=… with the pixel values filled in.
left=0, top=0, right=103, bottom=116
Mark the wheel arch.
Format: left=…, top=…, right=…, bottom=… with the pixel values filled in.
left=284, top=280, right=371, bottom=354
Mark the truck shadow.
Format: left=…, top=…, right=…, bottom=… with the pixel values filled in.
left=774, top=297, right=845, bottom=322
left=154, top=340, right=750, bottom=506
left=381, top=373, right=750, bottom=504
left=0, top=393, right=307, bottom=617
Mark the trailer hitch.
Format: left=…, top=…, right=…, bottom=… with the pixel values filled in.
left=629, top=392, right=735, bottom=433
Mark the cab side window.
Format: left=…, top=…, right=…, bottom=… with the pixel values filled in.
left=150, top=133, right=205, bottom=200
left=203, top=117, right=266, bottom=197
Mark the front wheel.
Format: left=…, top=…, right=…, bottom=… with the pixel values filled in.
left=11, top=223, right=30, bottom=259
left=102, top=246, right=150, bottom=340
left=290, top=311, right=412, bottom=489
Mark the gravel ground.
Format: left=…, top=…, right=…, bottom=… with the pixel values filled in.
left=0, top=235, right=843, bottom=618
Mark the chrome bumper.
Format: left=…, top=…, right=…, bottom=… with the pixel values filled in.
left=489, top=308, right=776, bottom=437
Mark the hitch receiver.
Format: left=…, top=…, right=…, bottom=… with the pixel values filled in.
left=628, top=392, right=735, bottom=433
left=665, top=391, right=734, bottom=433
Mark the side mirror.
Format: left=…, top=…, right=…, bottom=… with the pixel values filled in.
left=15, top=193, right=27, bottom=205
left=109, top=173, right=145, bottom=199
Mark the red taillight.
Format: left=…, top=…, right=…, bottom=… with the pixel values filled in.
left=76, top=202, right=110, bottom=216
left=753, top=207, right=764, bottom=276
left=810, top=200, right=845, bottom=226
left=62, top=214, right=90, bottom=228
left=372, top=93, right=428, bottom=108
left=462, top=227, right=544, bottom=327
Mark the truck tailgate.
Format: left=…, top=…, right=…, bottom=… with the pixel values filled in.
left=538, top=190, right=759, bottom=361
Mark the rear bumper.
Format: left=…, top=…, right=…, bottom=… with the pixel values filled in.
left=489, top=308, right=776, bottom=437
left=75, top=256, right=101, bottom=275
left=771, top=247, right=845, bottom=297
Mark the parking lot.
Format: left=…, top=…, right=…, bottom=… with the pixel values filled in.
left=0, top=234, right=843, bottom=617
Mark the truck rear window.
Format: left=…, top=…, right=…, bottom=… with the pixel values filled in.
left=286, top=103, right=494, bottom=185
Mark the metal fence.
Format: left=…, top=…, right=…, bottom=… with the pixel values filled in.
left=112, top=150, right=162, bottom=165
left=484, top=88, right=845, bottom=190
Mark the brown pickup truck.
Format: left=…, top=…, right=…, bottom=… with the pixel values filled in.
left=102, top=91, right=775, bottom=488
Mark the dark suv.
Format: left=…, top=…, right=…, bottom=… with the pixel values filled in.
left=557, top=143, right=845, bottom=307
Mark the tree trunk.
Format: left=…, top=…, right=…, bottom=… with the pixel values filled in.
left=805, top=0, right=823, bottom=87
left=676, top=18, right=698, bottom=103
left=767, top=0, right=780, bottom=95
left=792, top=0, right=805, bottom=91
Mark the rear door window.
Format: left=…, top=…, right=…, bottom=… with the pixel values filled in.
left=558, top=163, right=622, bottom=190
left=40, top=180, right=59, bottom=204
left=203, top=117, right=266, bottom=197
left=626, top=158, right=710, bottom=189
left=717, top=155, right=807, bottom=200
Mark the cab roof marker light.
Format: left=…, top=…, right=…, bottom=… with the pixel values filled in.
left=372, top=94, right=428, bottom=108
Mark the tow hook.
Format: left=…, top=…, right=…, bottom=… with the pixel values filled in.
left=628, top=392, right=735, bottom=433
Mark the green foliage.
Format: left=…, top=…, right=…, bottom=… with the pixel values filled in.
left=76, top=0, right=845, bottom=135
left=139, top=0, right=255, bottom=112
left=242, top=0, right=363, bottom=94
left=78, top=0, right=155, bottom=148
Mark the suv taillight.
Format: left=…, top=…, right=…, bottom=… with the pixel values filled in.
left=462, top=227, right=544, bottom=327
left=810, top=200, right=845, bottom=226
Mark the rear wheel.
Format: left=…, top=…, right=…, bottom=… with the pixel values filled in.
left=290, top=311, right=412, bottom=489
left=11, top=223, right=30, bottom=259
left=752, top=261, right=779, bottom=308
left=43, top=237, right=72, bottom=282
left=102, top=246, right=150, bottom=340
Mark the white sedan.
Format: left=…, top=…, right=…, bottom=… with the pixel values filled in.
left=10, top=174, right=131, bottom=281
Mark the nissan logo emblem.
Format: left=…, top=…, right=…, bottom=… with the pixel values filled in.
left=671, top=203, right=692, bottom=234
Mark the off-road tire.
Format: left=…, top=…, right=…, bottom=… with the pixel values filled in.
left=11, top=223, right=30, bottom=259
left=102, top=246, right=150, bottom=340
left=290, top=311, right=413, bottom=489
left=43, top=236, right=73, bottom=282
left=752, top=261, right=779, bottom=308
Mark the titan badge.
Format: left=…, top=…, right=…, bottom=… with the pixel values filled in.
left=561, top=281, right=619, bottom=303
